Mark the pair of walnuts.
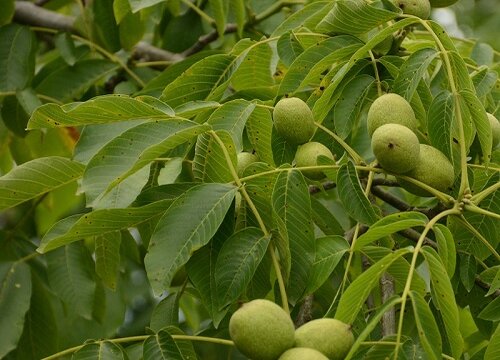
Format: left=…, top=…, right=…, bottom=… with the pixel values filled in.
left=229, top=299, right=354, bottom=360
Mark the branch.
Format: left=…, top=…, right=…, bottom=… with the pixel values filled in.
left=14, top=1, right=75, bottom=33
left=181, top=24, right=238, bottom=57
left=295, top=294, right=313, bottom=327
left=13, top=1, right=231, bottom=63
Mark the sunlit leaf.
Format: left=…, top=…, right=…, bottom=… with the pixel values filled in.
left=354, top=212, right=427, bottom=251
left=335, top=248, right=409, bottom=323
left=28, top=95, right=174, bottom=129
left=0, top=156, right=84, bottom=211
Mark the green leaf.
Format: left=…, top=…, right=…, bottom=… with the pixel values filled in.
left=344, top=296, right=402, bottom=360
left=193, top=130, right=237, bottom=183
left=215, top=227, right=270, bottom=308
left=243, top=162, right=280, bottom=229
left=335, top=248, right=409, bottom=323
left=119, top=11, right=144, bottom=50
left=46, top=243, right=96, bottom=320
left=472, top=68, right=497, bottom=99
left=478, top=297, right=500, bottom=321
left=113, top=0, right=131, bottom=23
left=138, top=51, right=222, bottom=98
left=174, top=100, right=220, bottom=118
left=0, top=156, right=84, bottom=211
left=306, top=235, right=349, bottom=294
left=145, top=183, right=237, bottom=295
left=54, top=32, right=77, bottom=66
left=310, top=197, right=344, bottom=236
left=186, top=243, right=228, bottom=328
left=143, top=326, right=198, bottom=360
left=434, top=223, right=456, bottom=277
left=333, top=74, right=374, bottom=138
left=312, top=17, right=419, bottom=123
left=279, top=36, right=359, bottom=95
left=245, top=106, right=275, bottom=166
left=0, top=24, right=36, bottom=91
left=428, top=90, right=454, bottom=161
left=161, top=54, right=235, bottom=108
left=231, top=43, right=274, bottom=91
left=362, top=246, right=427, bottom=295
left=337, top=162, right=379, bottom=225
left=92, top=0, right=120, bottom=52
left=208, top=100, right=255, bottom=151
left=272, top=169, right=315, bottom=304
left=82, top=119, right=209, bottom=206
left=277, top=32, right=304, bottom=68
left=408, top=290, right=442, bottom=360
left=209, top=0, right=226, bottom=37
left=459, top=252, right=477, bottom=292
left=16, top=275, right=58, bottom=359
left=35, top=59, right=118, bottom=102
left=485, top=322, right=500, bottom=360
left=95, top=231, right=121, bottom=290
left=485, top=267, right=500, bottom=297
left=28, top=95, right=174, bottom=129
left=74, top=121, right=143, bottom=164
left=150, top=293, right=179, bottom=332
left=422, top=247, right=464, bottom=359
left=38, top=198, right=175, bottom=252
left=128, top=0, right=164, bottom=13
left=354, top=212, right=428, bottom=251
left=0, top=262, right=32, bottom=359
left=230, top=0, right=245, bottom=37
left=460, top=90, right=492, bottom=165
left=73, top=341, right=126, bottom=360
left=0, top=0, right=14, bottom=25
left=393, top=48, right=438, bottom=101
left=272, top=1, right=333, bottom=37
left=316, top=0, right=398, bottom=35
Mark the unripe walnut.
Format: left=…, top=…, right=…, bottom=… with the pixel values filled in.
left=429, top=0, right=458, bottom=7
left=294, top=319, right=355, bottom=360
left=371, top=124, right=420, bottom=174
left=279, top=348, right=329, bottom=360
left=393, top=0, right=431, bottom=19
left=273, top=97, right=315, bottom=145
left=229, top=299, right=295, bottom=360
left=398, top=144, right=455, bottom=196
left=367, top=93, right=418, bottom=137
left=487, top=113, right=500, bottom=149
left=294, top=142, right=335, bottom=180
left=237, top=152, right=259, bottom=177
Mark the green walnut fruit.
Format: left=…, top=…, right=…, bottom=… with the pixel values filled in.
left=273, top=97, right=315, bottom=145
left=294, top=319, right=355, bottom=360
left=429, top=0, right=458, bottom=7
left=393, top=0, right=431, bottom=19
left=279, top=348, right=329, bottom=360
left=371, top=124, right=420, bottom=174
left=487, top=113, right=500, bottom=149
left=237, top=152, right=259, bottom=177
left=229, top=299, right=295, bottom=360
left=399, top=144, right=454, bottom=196
left=367, top=93, right=418, bottom=137
left=294, top=142, right=335, bottom=180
